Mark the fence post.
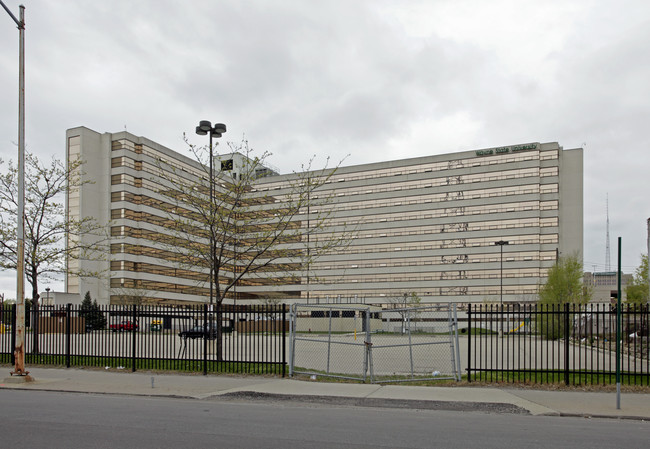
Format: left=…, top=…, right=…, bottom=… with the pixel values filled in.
left=282, top=304, right=286, bottom=378
left=564, top=303, right=570, bottom=386
left=327, top=306, right=333, bottom=375
left=11, top=304, right=16, bottom=366
left=66, top=304, right=71, bottom=368
left=288, top=304, right=294, bottom=377
left=203, top=304, right=208, bottom=376
left=467, top=304, right=472, bottom=383
left=132, top=304, right=137, bottom=372
left=454, top=304, right=461, bottom=381
left=366, top=308, right=373, bottom=383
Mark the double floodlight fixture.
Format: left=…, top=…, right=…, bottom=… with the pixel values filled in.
left=196, top=121, right=227, bottom=138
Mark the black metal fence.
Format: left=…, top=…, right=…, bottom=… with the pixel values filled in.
left=467, top=303, right=649, bottom=385
left=0, top=303, right=287, bottom=376
left=3, top=301, right=649, bottom=386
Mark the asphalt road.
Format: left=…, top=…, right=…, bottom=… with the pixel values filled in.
left=1, top=390, right=649, bottom=449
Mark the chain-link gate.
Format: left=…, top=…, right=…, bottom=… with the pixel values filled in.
left=289, top=303, right=461, bottom=383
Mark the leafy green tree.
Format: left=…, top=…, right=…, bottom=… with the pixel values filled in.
left=625, top=254, right=648, bottom=305
left=538, top=255, right=591, bottom=306
left=80, top=291, right=106, bottom=330
left=537, top=254, right=591, bottom=339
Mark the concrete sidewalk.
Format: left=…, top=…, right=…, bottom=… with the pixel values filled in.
left=1, top=366, right=648, bottom=420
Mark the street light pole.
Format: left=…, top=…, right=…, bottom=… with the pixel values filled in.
left=1, top=1, right=28, bottom=379
left=495, top=240, right=509, bottom=336
left=195, top=121, right=226, bottom=307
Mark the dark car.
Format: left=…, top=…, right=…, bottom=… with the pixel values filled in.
left=178, top=324, right=217, bottom=340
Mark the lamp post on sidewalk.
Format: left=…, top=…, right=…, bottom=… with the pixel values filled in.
left=495, top=240, right=509, bottom=336
left=1, top=1, right=28, bottom=379
left=195, top=121, right=226, bottom=307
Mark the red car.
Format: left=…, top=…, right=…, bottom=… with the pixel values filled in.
left=109, top=321, right=138, bottom=332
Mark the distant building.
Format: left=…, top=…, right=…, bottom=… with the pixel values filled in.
left=583, top=271, right=632, bottom=303
left=65, top=127, right=583, bottom=306
left=216, top=152, right=279, bottom=180
left=39, top=291, right=82, bottom=306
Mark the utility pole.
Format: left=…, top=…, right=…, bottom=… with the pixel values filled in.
left=1, top=1, right=30, bottom=380
left=495, top=240, right=509, bottom=336
left=195, top=121, right=226, bottom=308
left=616, top=237, right=622, bottom=409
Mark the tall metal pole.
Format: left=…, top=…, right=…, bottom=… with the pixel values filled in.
left=209, top=132, right=214, bottom=308
left=196, top=121, right=225, bottom=308
left=499, top=244, right=503, bottom=336
left=616, top=236, right=622, bottom=409
left=1, top=1, right=28, bottom=378
left=495, top=240, right=509, bottom=336
left=647, top=218, right=649, bottom=305
left=306, top=176, right=310, bottom=303
left=233, top=216, right=237, bottom=308
left=499, top=244, right=504, bottom=307
left=16, top=2, right=26, bottom=377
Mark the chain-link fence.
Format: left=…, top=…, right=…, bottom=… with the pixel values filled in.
left=289, top=303, right=461, bottom=383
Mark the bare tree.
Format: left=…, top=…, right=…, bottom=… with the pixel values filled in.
left=155, top=139, right=351, bottom=304
left=0, top=153, right=107, bottom=352
left=387, top=292, right=422, bottom=333
left=154, top=138, right=353, bottom=355
left=259, top=297, right=284, bottom=320
left=0, top=153, right=107, bottom=303
left=110, top=286, right=155, bottom=306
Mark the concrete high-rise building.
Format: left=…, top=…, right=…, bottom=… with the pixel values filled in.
left=66, top=127, right=583, bottom=306
left=583, top=271, right=632, bottom=303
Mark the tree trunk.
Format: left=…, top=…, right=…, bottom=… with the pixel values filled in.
left=216, top=300, right=223, bottom=361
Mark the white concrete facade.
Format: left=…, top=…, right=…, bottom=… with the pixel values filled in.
left=66, top=127, right=583, bottom=306
left=251, top=141, right=583, bottom=305
left=583, top=271, right=632, bottom=303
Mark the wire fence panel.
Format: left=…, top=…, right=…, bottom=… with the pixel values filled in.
left=0, top=303, right=287, bottom=376
left=371, top=304, right=461, bottom=383
left=290, top=304, right=374, bottom=381
left=290, top=303, right=461, bottom=383
left=467, top=304, right=649, bottom=386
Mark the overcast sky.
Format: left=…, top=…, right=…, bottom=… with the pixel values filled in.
left=1, top=0, right=649, bottom=298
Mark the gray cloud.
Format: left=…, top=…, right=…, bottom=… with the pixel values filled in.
left=0, top=0, right=649, bottom=297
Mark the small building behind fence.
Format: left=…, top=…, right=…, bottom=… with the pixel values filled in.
left=292, top=304, right=382, bottom=333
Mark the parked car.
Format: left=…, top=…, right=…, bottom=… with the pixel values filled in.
left=178, top=324, right=218, bottom=340
left=109, top=320, right=138, bottom=332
